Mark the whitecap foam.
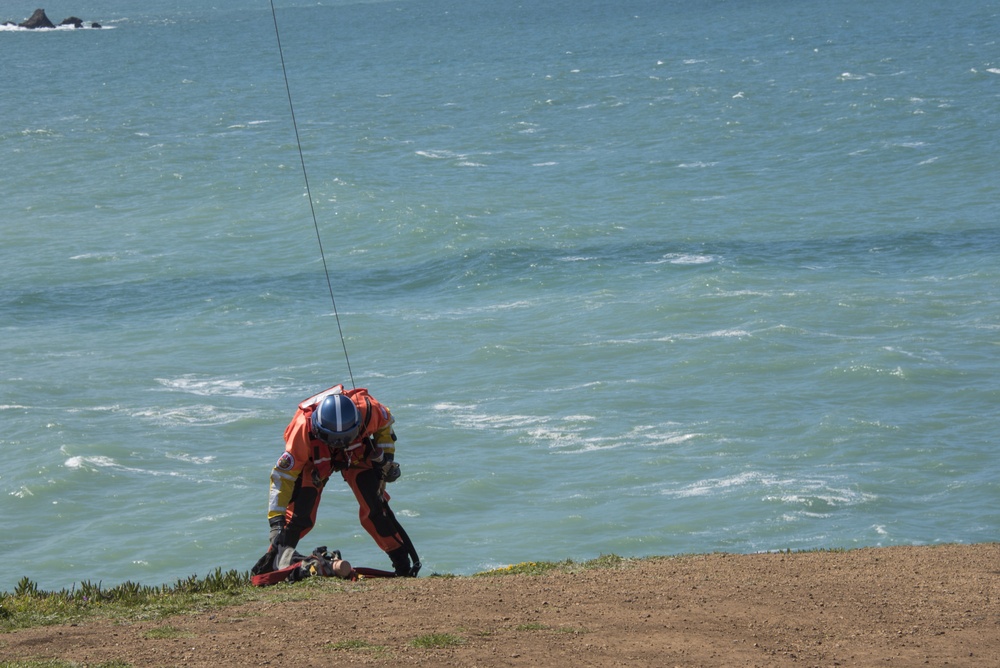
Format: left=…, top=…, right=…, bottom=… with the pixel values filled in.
left=65, top=455, right=116, bottom=469
left=527, top=425, right=589, bottom=446
left=563, top=443, right=620, bottom=454
left=772, top=484, right=879, bottom=512
left=415, top=149, right=457, bottom=159
left=531, top=421, right=697, bottom=454
left=156, top=376, right=279, bottom=399
left=166, top=453, right=217, bottom=465
left=714, top=289, right=772, bottom=297
left=133, top=404, right=261, bottom=426
left=0, top=24, right=114, bottom=32
left=646, top=253, right=715, bottom=265
left=435, top=300, right=535, bottom=316
left=542, top=381, right=604, bottom=393
left=653, top=329, right=748, bottom=342
left=665, top=471, right=878, bottom=515
left=433, top=402, right=469, bottom=411
left=669, top=253, right=715, bottom=265
left=69, top=251, right=124, bottom=261
left=644, top=432, right=701, bottom=446
left=662, top=471, right=788, bottom=498
left=63, top=454, right=218, bottom=484
left=453, top=411, right=546, bottom=430
left=706, top=328, right=751, bottom=338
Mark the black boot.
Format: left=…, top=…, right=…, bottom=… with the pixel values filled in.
left=387, top=546, right=411, bottom=576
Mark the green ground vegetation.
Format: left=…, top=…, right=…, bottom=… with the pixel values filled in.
left=0, top=567, right=324, bottom=633
left=0, top=555, right=633, bottom=633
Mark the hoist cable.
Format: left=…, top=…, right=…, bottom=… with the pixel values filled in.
left=268, top=0, right=355, bottom=389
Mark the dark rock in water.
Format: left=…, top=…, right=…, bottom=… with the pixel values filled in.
left=19, top=8, right=56, bottom=29
left=11, top=9, right=100, bottom=29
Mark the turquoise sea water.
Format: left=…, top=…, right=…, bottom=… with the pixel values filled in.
left=2, top=0, right=998, bottom=591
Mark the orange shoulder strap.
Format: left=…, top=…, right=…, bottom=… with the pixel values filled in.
left=298, top=384, right=345, bottom=412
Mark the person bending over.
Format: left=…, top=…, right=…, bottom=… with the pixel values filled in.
left=253, top=384, right=420, bottom=577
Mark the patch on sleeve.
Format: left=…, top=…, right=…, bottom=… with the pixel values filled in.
left=276, top=452, right=295, bottom=471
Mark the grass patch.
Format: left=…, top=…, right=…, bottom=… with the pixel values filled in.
left=409, top=632, right=464, bottom=649
left=326, top=638, right=390, bottom=657
left=0, top=568, right=331, bottom=633
left=142, top=625, right=195, bottom=640
left=555, top=626, right=590, bottom=634
left=476, top=553, right=629, bottom=577
left=514, top=622, right=548, bottom=631
left=475, top=560, right=566, bottom=576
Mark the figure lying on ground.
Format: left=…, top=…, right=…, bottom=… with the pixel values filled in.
left=251, top=545, right=398, bottom=586
left=251, top=546, right=351, bottom=586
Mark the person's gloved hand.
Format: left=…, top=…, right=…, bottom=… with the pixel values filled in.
left=268, top=516, right=286, bottom=545
left=375, top=452, right=400, bottom=483
left=381, top=460, right=401, bottom=483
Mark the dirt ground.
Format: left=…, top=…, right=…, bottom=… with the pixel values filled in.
left=2, top=544, right=997, bottom=667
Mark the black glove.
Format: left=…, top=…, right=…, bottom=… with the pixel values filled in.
left=376, top=452, right=401, bottom=483
left=251, top=546, right=278, bottom=576
left=269, top=516, right=302, bottom=550
left=268, top=516, right=285, bottom=545
left=381, top=460, right=401, bottom=483
left=253, top=517, right=290, bottom=575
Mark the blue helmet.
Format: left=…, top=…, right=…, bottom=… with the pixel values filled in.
left=311, top=394, right=361, bottom=448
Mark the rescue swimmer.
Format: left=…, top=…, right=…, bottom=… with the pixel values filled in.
left=252, top=384, right=420, bottom=578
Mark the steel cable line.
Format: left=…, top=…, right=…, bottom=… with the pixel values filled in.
left=268, top=0, right=355, bottom=388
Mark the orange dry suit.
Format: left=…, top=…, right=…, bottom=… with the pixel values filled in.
left=266, top=385, right=419, bottom=576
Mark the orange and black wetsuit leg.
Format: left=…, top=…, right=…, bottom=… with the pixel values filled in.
left=342, top=467, right=407, bottom=551
left=342, top=466, right=419, bottom=574
left=281, top=483, right=322, bottom=548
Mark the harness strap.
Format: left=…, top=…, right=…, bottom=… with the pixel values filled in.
left=361, top=396, right=374, bottom=433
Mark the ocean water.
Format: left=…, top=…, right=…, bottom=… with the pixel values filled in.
left=1, top=0, right=998, bottom=591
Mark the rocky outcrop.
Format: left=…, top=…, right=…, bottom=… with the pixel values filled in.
left=19, top=8, right=55, bottom=29
left=12, top=9, right=100, bottom=29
